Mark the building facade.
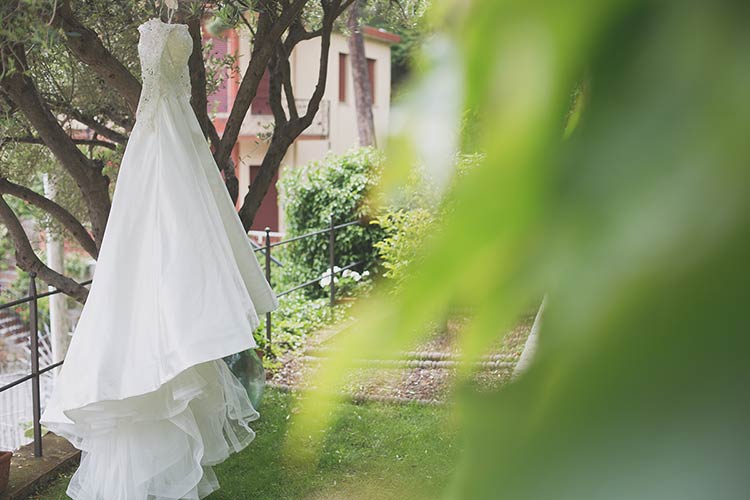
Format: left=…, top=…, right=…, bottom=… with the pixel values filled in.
left=207, top=26, right=399, bottom=234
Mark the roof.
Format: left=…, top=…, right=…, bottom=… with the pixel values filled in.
left=362, top=26, right=401, bottom=44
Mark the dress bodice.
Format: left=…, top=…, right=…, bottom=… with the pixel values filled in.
left=136, top=18, right=192, bottom=126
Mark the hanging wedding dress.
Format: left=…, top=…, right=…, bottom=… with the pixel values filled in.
left=40, top=17, right=278, bottom=500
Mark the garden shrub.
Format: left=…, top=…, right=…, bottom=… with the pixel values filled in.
left=373, top=207, right=435, bottom=286
left=277, top=147, right=384, bottom=298
left=373, top=153, right=482, bottom=288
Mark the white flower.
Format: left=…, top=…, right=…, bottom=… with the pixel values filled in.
left=320, top=266, right=342, bottom=280
left=319, top=276, right=332, bottom=288
left=362, top=270, right=370, bottom=277
left=342, top=269, right=363, bottom=281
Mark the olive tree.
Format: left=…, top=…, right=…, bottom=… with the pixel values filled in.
left=0, top=0, right=354, bottom=302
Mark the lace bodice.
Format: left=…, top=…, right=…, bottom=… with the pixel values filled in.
left=136, top=18, right=192, bottom=127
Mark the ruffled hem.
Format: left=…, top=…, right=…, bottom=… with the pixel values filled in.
left=44, top=360, right=257, bottom=500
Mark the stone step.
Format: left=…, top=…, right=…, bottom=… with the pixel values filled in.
left=0, top=433, right=80, bottom=500
left=300, top=355, right=515, bottom=370
left=304, top=346, right=516, bottom=363
left=267, top=382, right=444, bottom=406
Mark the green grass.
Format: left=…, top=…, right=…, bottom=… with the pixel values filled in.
left=32, top=389, right=458, bottom=500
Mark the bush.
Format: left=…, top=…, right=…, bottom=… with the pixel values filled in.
left=372, top=153, right=482, bottom=287
left=277, top=148, right=384, bottom=297
left=373, top=207, right=435, bottom=286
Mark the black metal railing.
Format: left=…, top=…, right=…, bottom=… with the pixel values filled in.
left=256, top=217, right=363, bottom=344
left=0, top=277, right=93, bottom=457
left=0, top=217, right=365, bottom=457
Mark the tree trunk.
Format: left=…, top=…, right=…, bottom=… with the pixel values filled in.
left=238, top=132, right=293, bottom=230
left=185, top=15, right=240, bottom=203
left=347, top=0, right=376, bottom=147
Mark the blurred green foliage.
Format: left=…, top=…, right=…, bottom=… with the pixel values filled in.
left=289, top=0, right=750, bottom=499
left=373, top=153, right=482, bottom=286
left=277, top=148, right=384, bottom=297
left=372, top=206, right=434, bottom=284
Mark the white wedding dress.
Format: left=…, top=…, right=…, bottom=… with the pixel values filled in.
left=40, top=18, right=278, bottom=500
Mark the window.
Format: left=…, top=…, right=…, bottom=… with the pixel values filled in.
left=339, top=53, right=348, bottom=102
left=367, top=58, right=376, bottom=104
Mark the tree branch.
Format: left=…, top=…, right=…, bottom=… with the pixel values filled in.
left=0, top=194, right=89, bottom=303
left=296, top=1, right=336, bottom=131
left=276, top=43, right=298, bottom=120
left=52, top=1, right=142, bottom=114
left=187, top=15, right=216, bottom=145
left=213, top=0, right=308, bottom=171
left=1, top=135, right=116, bottom=150
left=268, top=48, right=288, bottom=125
left=54, top=106, right=128, bottom=144
left=0, top=178, right=99, bottom=258
left=0, top=41, right=111, bottom=246
left=237, top=8, right=257, bottom=38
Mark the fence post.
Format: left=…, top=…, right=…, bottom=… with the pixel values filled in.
left=28, top=272, right=42, bottom=457
left=264, top=227, right=272, bottom=350
left=329, top=216, right=335, bottom=307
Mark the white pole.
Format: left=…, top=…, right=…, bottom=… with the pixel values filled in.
left=513, top=296, right=546, bottom=378
left=43, top=174, right=70, bottom=366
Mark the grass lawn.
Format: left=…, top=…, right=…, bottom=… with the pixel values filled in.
left=31, top=389, right=458, bottom=500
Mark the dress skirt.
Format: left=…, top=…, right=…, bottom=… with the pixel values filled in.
left=41, top=92, right=277, bottom=500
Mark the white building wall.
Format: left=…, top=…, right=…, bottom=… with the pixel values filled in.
left=291, top=32, right=392, bottom=155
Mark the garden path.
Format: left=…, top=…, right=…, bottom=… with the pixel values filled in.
left=269, top=314, right=535, bottom=403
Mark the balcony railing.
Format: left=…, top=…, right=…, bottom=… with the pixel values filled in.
left=239, top=99, right=330, bottom=138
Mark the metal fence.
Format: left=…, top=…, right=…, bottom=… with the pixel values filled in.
left=0, top=217, right=365, bottom=457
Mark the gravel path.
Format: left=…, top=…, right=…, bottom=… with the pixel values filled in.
left=269, top=313, right=535, bottom=402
